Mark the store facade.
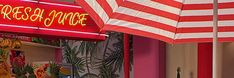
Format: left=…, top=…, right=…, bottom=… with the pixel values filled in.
left=0, top=0, right=107, bottom=78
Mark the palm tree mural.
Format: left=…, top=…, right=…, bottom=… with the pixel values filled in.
left=62, top=32, right=133, bottom=78
left=62, top=40, right=86, bottom=78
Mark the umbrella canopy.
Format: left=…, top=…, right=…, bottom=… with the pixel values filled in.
left=76, top=0, right=234, bottom=44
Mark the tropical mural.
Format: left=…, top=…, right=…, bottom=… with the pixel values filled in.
left=61, top=32, right=133, bottom=78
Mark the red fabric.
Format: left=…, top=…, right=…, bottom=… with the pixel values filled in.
left=152, top=0, right=183, bottom=8
left=124, top=34, right=130, bottom=78
left=77, top=0, right=234, bottom=43
left=198, top=43, right=212, bottom=78
left=104, top=25, right=174, bottom=43
left=182, top=2, right=234, bottom=10
left=109, top=13, right=177, bottom=32
left=120, top=1, right=180, bottom=21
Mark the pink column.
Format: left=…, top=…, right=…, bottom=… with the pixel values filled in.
left=198, top=43, right=212, bottom=78
left=134, top=36, right=166, bottom=78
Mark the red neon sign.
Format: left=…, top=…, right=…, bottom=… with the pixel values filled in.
left=0, top=0, right=106, bottom=40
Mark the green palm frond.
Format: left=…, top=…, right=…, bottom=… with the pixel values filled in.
left=98, top=65, right=119, bottom=78
left=61, top=32, right=133, bottom=78
left=100, top=33, right=133, bottom=72
left=12, top=64, right=36, bottom=78
left=63, top=41, right=86, bottom=78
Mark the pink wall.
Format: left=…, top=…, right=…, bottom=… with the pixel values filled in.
left=134, top=36, right=166, bottom=78
left=55, top=48, right=62, bottom=63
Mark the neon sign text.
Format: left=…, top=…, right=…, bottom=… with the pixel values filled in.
left=0, top=4, right=88, bottom=27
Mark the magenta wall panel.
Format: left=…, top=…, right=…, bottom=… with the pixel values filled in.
left=133, top=36, right=166, bottom=78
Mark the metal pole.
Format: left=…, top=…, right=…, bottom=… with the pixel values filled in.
left=213, top=0, right=218, bottom=78
left=124, top=34, right=130, bottom=78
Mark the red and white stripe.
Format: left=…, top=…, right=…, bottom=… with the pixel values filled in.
left=76, top=0, right=234, bottom=43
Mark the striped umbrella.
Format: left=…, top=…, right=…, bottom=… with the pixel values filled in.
left=76, top=0, right=234, bottom=44
left=76, top=0, right=232, bottom=78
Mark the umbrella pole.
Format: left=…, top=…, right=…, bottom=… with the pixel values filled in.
left=213, top=0, right=218, bottom=78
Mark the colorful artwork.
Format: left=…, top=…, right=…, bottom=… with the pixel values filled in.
left=0, top=62, right=11, bottom=78
left=34, top=64, right=50, bottom=78
left=10, top=50, right=25, bottom=67
left=0, top=49, right=11, bottom=78
left=60, top=67, right=71, bottom=76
